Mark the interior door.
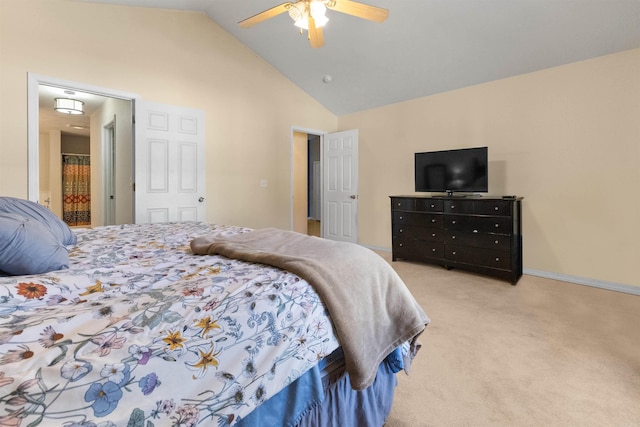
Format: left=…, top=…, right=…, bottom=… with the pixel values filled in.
left=323, top=129, right=358, bottom=243
left=134, top=100, right=206, bottom=224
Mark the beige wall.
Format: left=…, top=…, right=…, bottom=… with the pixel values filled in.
left=2, top=1, right=638, bottom=288
left=292, top=131, right=308, bottom=234
left=61, top=134, right=90, bottom=154
left=339, top=49, right=640, bottom=287
left=38, top=132, right=51, bottom=206
left=38, top=130, right=63, bottom=217
left=0, top=0, right=338, bottom=230
left=90, top=97, right=133, bottom=226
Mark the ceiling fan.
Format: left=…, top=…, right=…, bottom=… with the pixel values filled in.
left=238, top=0, right=389, bottom=48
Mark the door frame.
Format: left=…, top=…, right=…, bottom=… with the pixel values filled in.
left=103, top=118, right=117, bottom=226
left=289, top=126, right=325, bottom=234
left=27, top=73, right=138, bottom=203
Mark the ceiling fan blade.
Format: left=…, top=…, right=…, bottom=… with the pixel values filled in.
left=238, top=2, right=292, bottom=28
left=308, top=15, right=325, bottom=48
left=327, top=0, right=389, bottom=23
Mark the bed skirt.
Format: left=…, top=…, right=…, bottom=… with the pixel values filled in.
left=237, top=347, right=402, bottom=427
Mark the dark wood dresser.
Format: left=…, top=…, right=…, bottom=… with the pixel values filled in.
left=390, top=195, right=523, bottom=284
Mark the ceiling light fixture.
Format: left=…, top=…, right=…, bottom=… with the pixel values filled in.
left=288, top=0, right=329, bottom=30
left=54, top=98, right=84, bottom=115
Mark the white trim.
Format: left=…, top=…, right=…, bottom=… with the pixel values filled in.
left=361, top=243, right=391, bottom=253
left=27, top=73, right=139, bottom=202
left=27, top=76, right=40, bottom=201
left=365, top=243, right=640, bottom=296
left=102, top=119, right=116, bottom=226
left=523, top=268, right=640, bottom=296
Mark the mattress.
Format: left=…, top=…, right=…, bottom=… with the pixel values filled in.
left=0, top=222, right=342, bottom=425
left=0, top=221, right=426, bottom=426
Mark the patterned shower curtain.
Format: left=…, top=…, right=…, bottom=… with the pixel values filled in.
left=62, top=154, right=91, bottom=226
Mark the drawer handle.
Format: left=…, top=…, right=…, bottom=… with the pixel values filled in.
left=399, top=229, right=403, bottom=233
left=495, top=240, right=499, bottom=244
left=432, top=248, right=436, bottom=252
left=473, top=229, right=478, bottom=233
left=494, top=224, right=499, bottom=228
left=495, top=257, right=500, bottom=262
left=397, top=202, right=401, bottom=206
left=432, top=233, right=436, bottom=237
left=451, top=205, right=456, bottom=209
left=494, top=206, right=499, bottom=211
left=430, top=204, right=435, bottom=208
left=452, top=251, right=456, bottom=255
left=431, top=219, right=436, bottom=223
left=451, top=235, right=456, bottom=239
left=399, top=243, right=403, bottom=247
left=399, top=216, right=403, bottom=220
left=451, top=220, right=456, bottom=224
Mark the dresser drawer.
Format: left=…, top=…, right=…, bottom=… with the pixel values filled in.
left=394, top=224, right=444, bottom=242
left=394, top=211, right=443, bottom=227
left=415, top=198, right=444, bottom=212
left=393, top=237, right=444, bottom=259
left=473, top=200, right=512, bottom=216
left=445, top=245, right=511, bottom=269
left=445, top=215, right=511, bottom=235
left=445, top=230, right=511, bottom=251
left=444, top=199, right=512, bottom=216
left=391, top=198, right=415, bottom=211
left=444, top=200, right=474, bottom=214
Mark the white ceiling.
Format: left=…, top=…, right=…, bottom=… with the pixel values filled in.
left=74, top=0, right=640, bottom=116
left=39, top=85, right=111, bottom=138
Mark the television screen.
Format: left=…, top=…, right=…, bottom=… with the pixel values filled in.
left=415, top=147, right=488, bottom=194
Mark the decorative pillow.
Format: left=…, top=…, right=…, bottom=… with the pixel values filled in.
left=0, top=213, right=70, bottom=276
left=0, top=197, right=77, bottom=245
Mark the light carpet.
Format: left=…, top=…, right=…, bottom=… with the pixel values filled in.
left=382, top=253, right=640, bottom=427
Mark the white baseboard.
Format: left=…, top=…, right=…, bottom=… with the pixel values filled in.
left=362, top=244, right=640, bottom=296
left=523, top=268, right=640, bottom=296
left=362, top=244, right=391, bottom=253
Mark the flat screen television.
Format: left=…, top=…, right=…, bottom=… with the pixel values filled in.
left=415, top=147, right=488, bottom=195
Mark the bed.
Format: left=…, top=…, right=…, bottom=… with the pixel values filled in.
left=0, top=199, right=429, bottom=427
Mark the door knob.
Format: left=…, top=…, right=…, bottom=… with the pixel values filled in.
left=350, top=195, right=358, bottom=199
left=198, top=197, right=205, bottom=202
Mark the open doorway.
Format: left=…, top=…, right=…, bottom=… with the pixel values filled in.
left=29, top=74, right=136, bottom=227
left=292, top=128, right=359, bottom=242
left=292, top=130, right=323, bottom=237
left=307, top=135, right=321, bottom=236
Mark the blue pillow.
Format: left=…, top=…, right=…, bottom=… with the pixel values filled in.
left=0, top=197, right=77, bottom=245
left=0, top=213, right=70, bottom=276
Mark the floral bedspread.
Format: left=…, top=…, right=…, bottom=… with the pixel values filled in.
left=0, top=222, right=340, bottom=426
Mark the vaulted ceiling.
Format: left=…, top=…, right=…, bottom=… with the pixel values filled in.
left=77, top=1, right=640, bottom=116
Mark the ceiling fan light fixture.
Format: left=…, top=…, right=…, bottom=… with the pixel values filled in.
left=288, top=3, right=305, bottom=26
left=54, top=98, right=84, bottom=115
left=289, top=1, right=328, bottom=30
left=310, top=1, right=328, bottom=21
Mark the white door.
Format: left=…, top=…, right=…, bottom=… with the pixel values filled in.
left=323, top=129, right=358, bottom=243
left=134, top=101, right=206, bottom=224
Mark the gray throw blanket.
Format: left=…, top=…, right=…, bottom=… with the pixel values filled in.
left=190, top=228, right=430, bottom=390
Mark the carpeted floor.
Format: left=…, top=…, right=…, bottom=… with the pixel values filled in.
left=381, top=253, right=640, bottom=427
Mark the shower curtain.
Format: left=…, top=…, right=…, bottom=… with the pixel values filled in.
left=62, top=154, right=91, bottom=226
